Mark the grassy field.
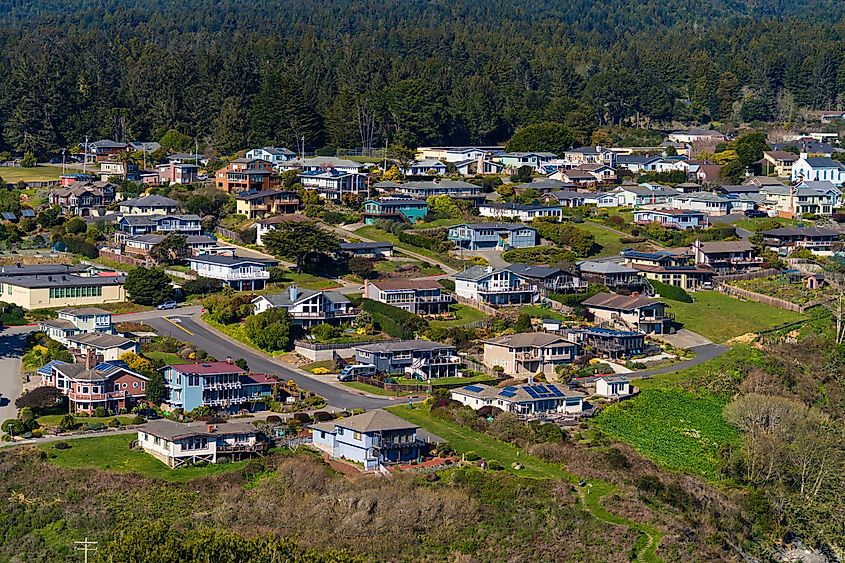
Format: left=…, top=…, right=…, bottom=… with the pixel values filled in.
left=390, top=373, right=499, bottom=387
left=669, top=290, right=803, bottom=342
left=0, top=166, right=63, bottom=183
left=341, top=381, right=417, bottom=397
left=429, top=304, right=489, bottom=328
left=354, top=226, right=463, bottom=269
left=144, top=350, right=183, bottom=365
left=518, top=304, right=570, bottom=321
left=40, top=434, right=249, bottom=482
left=581, top=221, right=648, bottom=257
left=731, top=216, right=797, bottom=231
left=37, top=414, right=136, bottom=427
left=593, top=388, right=739, bottom=479
left=411, top=218, right=465, bottom=228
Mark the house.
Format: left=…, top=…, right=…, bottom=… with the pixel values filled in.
left=761, top=227, right=841, bottom=255
left=577, top=260, right=646, bottom=291
left=770, top=139, right=832, bottom=157
left=339, top=242, right=394, bottom=258
left=188, top=254, right=276, bottom=291
left=622, top=249, right=713, bottom=290
left=0, top=272, right=126, bottom=310
left=235, top=190, right=299, bottom=219
left=117, top=214, right=202, bottom=238
left=353, top=340, right=459, bottom=379
left=494, top=152, right=557, bottom=172
left=99, top=159, right=140, bottom=181
left=695, top=164, right=722, bottom=185
left=691, top=240, right=763, bottom=273
left=447, top=223, right=537, bottom=250
left=363, top=279, right=453, bottom=316
left=583, top=192, right=621, bottom=207
left=504, top=263, right=587, bottom=292
left=404, top=159, right=447, bottom=176
left=119, top=195, right=180, bottom=216
left=633, top=209, right=709, bottom=229
left=759, top=184, right=835, bottom=217
left=551, top=169, right=600, bottom=185
left=452, top=265, right=539, bottom=306
left=482, top=332, right=579, bottom=376
left=791, top=154, right=845, bottom=185
left=299, top=156, right=367, bottom=174
left=167, top=152, right=208, bottom=165
left=162, top=360, right=246, bottom=412
left=40, top=357, right=147, bottom=414
left=524, top=178, right=577, bottom=193
left=124, top=234, right=219, bottom=258
left=453, top=158, right=505, bottom=176
left=561, top=146, right=616, bottom=166
left=615, top=155, right=662, bottom=174
left=451, top=382, right=585, bottom=416
left=215, top=158, right=278, bottom=194
left=667, top=128, right=726, bottom=144
left=762, top=151, right=799, bottom=177
left=84, top=139, right=128, bottom=160
left=252, top=286, right=355, bottom=327
left=50, top=180, right=117, bottom=216
left=569, top=163, right=617, bottom=183
left=582, top=292, right=670, bottom=334
left=156, top=161, right=200, bottom=185
left=246, top=147, right=297, bottom=164
left=362, top=197, right=429, bottom=225
left=298, top=169, right=367, bottom=201
left=564, top=327, right=645, bottom=359
left=254, top=214, right=313, bottom=245
left=595, top=375, right=632, bottom=398
left=66, top=332, right=139, bottom=362
left=541, top=191, right=590, bottom=207
left=138, top=420, right=269, bottom=468
left=612, top=184, right=678, bottom=207
left=477, top=202, right=565, bottom=222
left=668, top=192, right=733, bottom=216
left=394, top=179, right=482, bottom=198
left=310, top=410, right=436, bottom=471
left=38, top=307, right=114, bottom=346
left=416, top=146, right=503, bottom=162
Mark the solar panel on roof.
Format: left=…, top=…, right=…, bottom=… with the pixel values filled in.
left=464, top=385, right=484, bottom=393
left=20, top=209, right=35, bottom=217
left=499, top=386, right=517, bottom=398
left=534, top=384, right=548, bottom=394
left=524, top=387, right=539, bottom=398
left=548, top=384, right=565, bottom=397
left=94, top=362, right=114, bottom=371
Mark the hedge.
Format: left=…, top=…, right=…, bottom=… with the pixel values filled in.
left=548, top=284, right=608, bottom=307
left=649, top=279, right=693, bottom=302
left=360, top=298, right=429, bottom=339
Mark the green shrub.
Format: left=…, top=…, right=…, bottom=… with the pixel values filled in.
left=108, top=418, right=122, bottom=428
left=487, top=459, right=504, bottom=470
left=84, top=422, right=107, bottom=431
left=361, top=298, right=428, bottom=338
left=649, top=279, right=693, bottom=303
left=93, top=406, right=108, bottom=418
left=464, top=451, right=480, bottom=461
left=1, top=418, right=21, bottom=435
left=54, top=441, right=71, bottom=450
left=130, top=415, right=146, bottom=425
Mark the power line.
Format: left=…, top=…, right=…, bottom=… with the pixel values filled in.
left=74, top=537, right=98, bottom=563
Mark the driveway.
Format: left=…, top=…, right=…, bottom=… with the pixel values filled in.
left=650, top=329, right=713, bottom=349
left=0, top=326, right=30, bottom=423
left=575, top=343, right=726, bottom=383
left=709, top=213, right=753, bottom=239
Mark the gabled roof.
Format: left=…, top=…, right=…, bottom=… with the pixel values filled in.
left=334, top=410, right=418, bottom=433
left=355, top=339, right=454, bottom=353
left=504, top=263, right=564, bottom=279
left=368, top=279, right=443, bottom=291
left=450, top=223, right=533, bottom=232
left=484, top=332, right=575, bottom=348
left=582, top=292, right=663, bottom=311
left=166, top=361, right=245, bottom=375
left=578, top=261, right=639, bottom=275
left=452, top=265, right=523, bottom=282
left=188, top=254, right=275, bottom=267
left=66, top=332, right=136, bottom=349
left=255, top=287, right=349, bottom=308
left=58, top=307, right=111, bottom=316
left=120, top=195, right=179, bottom=208
left=802, top=157, right=843, bottom=168
left=762, top=227, right=840, bottom=238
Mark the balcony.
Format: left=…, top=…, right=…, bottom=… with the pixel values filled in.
left=208, top=270, right=271, bottom=281
left=291, top=309, right=358, bottom=319
left=204, top=397, right=247, bottom=406
left=68, top=390, right=127, bottom=402
left=375, top=438, right=426, bottom=450
left=205, top=382, right=242, bottom=391
left=217, top=442, right=267, bottom=453
left=478, top=285, right=535, bottom=294
left=515, top=351, right=541, bottom=361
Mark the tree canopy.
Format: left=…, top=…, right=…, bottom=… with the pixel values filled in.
left=125, top=267, right=173, bottom=306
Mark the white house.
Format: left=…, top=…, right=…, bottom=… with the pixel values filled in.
left=38, top=307, right=114, bottom=346
left=404, top=159, right=447, bottom=176
left=668, top=192, right=734, bottom=216
left=138, top=420, right=267, bottom=468
left=451, top=265, right=539, bottom=306
left=612, top=184, right=678, bottom=207
left=118, top=195, right=180, bottom=216
left=188, top=254, right=275, bottom=291
left=65, top=332, right=139, bottom=362
left=595, top=375, right=632, bottom=398
left=451, top=382, right=585, bottom=415
left=667, top=128, right=726, bottom=144
left=791, top=154, right=845, bottom=185
left=251, top=285, right=356, bottom=327
left=246, top=147, right=297, bottom=164
left=298, top=170, right=367, bottom=201
left=477, top=202, right=565, bottom=221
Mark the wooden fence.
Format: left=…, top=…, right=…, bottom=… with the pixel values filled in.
left=215, top=226, right=243, bottom=243
left=717, top=283, right=809, bottom=313
left=714, top=268, right=780, bottom=283
left=454, top=294, right=497, bottom=316
left=98, top=248, right=147, bottom=267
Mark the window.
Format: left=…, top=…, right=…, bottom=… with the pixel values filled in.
left=132, top=382, right=138, bottom=389
left=122, top=383, right=128, bottom=389
left=353, top=432, right=362, bottom=440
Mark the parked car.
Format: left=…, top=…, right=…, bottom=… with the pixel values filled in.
left=156, top=300, right=178, bottom=310
left=744, top=209, right=767, bottom=218
left=337, top=364, right=377, bottom=382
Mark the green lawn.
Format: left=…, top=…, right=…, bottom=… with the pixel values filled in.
left=668, top=290, right=803, bottom=342
left=262, top=272, right=340, bottom=291
left=37, top=415, right=135, bottom=428
left=40, top=434, right=248, bottom=482
left=593, top=388, right=739, bottom=479
left=518, top=305, right=569, bottom=321
left=731, top=216, right=797, bottom=232
left=354, top=226, right=464, bottom=269
left=0, top=166, right=63, bottom=183
left=387, top=405, right=573, bottom=479
left=429, top=304, right=489, bottom=327
left=144, top=350, right=183, bottom=365
left=580, top=221, right=648, bottom=257
left=341, top=381, right=416, bottom=397
left=412, top=218, right=465, bottom=228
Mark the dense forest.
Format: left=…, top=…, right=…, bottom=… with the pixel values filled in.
left=1, top=0, right=845, bottom=156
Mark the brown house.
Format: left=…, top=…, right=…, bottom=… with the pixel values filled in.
left=215, top=158, right=278, bottom=194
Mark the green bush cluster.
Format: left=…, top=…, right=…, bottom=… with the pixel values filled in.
left=360, top=299, right=428, bottom=339
left=649, top=279, right=693, bottom=303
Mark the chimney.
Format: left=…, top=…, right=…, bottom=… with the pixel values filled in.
left=207, top=424, right=216, bottom=433
left=363, top=280, right=369, bottom=298
left=800, top=152, right=808, bottom=160
left=631, top=292, right=640, bottom=298
left=84, top=352, right=96, bottom=369
left=527, top=376, right=534, bottom=384
left=226, top=356, right=233, bottom=364
left=288, top=284, right=298, bottom=301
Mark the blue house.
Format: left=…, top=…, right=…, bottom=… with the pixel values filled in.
left=363, top=197, right=429, bottom=224
left=163, top=361, right=280, bottom=413
left=117, top=214, right=202, bottom=237
left=353, top=339, right=459, bottom=379
left=310, top=410, right=438, bottom=470
left=447, top=223, right=537, bottom=250
left=404, top=159, right=447, bottom=176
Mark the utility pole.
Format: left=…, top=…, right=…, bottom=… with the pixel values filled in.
left=61, top=148, right=66, bottom=175
left=83, top=135, right=88, bottom=175
left=195, top=138, right=199, bottom=166
left=74, top=538, right=98, bottom=563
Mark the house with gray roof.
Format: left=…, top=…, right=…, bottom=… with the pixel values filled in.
left=451, top=265, right=540, bottom=306
left=792, top=154, right=845, bottom=185
left=353, top=339, right=459, bottom=379
left=66, top=332, right=139, bottom=362
left=451, top=382, right=585, bottom=415
left=612, top=183, right=679, bottom=207
left=504, top=263, right=587, bottom=292
left=40, top=357, right=147, bottom=414
left=447, top=223, right=538, bottom=250
left=583, top=292, right=669, bottom=334
left=394, top=179, right=482, bottom=198
left=251, top=284, right=355, bottom=327
left=38, top=307, right=114, bottom=346
left=119, top=195, right=180, bottom=216
left=189, top=254, right=276, bottom=291
left=477, top=202, right=566, bottom=222
left=482, top=332, right=580, bottom=376
left=138, top=419, right=268, bottom=468
left=577, top=260, right=646, bottom=290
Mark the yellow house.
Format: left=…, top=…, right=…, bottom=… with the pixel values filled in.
left=0, top=274, right=126, bottom=310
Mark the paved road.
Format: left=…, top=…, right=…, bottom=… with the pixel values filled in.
left=0, top=326, right=31, bottom=424
left=575, top=343, right=727, bottom=384
left=143, top=313, right=398, bottom=411
left=709, top=213, right=753, bottom=239
left=332, top=223, right=458, bottom=275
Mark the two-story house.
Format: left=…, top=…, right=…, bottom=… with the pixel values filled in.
left=124, top=234, right=220, bottom=258
left=504, top=263, right=587, bottom=292
left=691, top=239, right=763, bottom=273
left=50, top=180, right=117, bottom=216
left=311, top=410, right=435, bottom=471
left=564, top=327, right=646, bottom=359
left=494, top=152, right=557, bottom=172
left=621, top=249, right=713, bottom=290
left=668, top=192, right=734, bottom=216
left=362, top=197, right=429, bottom=225
left=452, top=265, right=539, bottom=306
left=117, top=214, right=203, bottom=238
left=612, top=184, right=678, bottom=207
left=762, top=151, right=799, bottom=177
left=156, top=161, right=200, bottom=185
left=353, top=340, right=459, bottom=379
left=254, top=213, right=313, bottom=245
left=561, top=146, right=616, bottom=167
left=39, top=357, right=147, bottom=414
left=447, top=224, right=538, bottom=250
left=404, top=159, right=448, bottom=176
left=761, top=226, right=841, bottom=256
left=363, top=279, right=453, bottom=316
left=759, top=184, right=835, bottom=217
left=451, top=382, right=585, bottom=415
left=583, top=292, right=670, bottom=334
left=119, top=195, right=180, bottom=216
left=298, top=169, right=367, bottom=201
left=791, top=154, right=845, bottom=185
left=394, top=179, right=482, bottom=198
left=39, top=307, right=114, bottom=346
left=246, top=147, right=297, bottom=164
left=477, top=202, right=565, bottom=222
left=138, top=419, right=269, bottom=468
left=235, top=189, right=300, bottom=219
left=633, top=209, right=709, bottom=230
left=189, top=254, right=275, bottom=291
left=215, top=158, right=278, bottom=194
left=483, top=332, right=580, bottom=376
left=251, top=285, right=356, bottom=327
left=577, top=260, right=646, bottom=292
left=163, top=360, right=247, bottom=413
left=66, top=332, right=139, bottom=362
